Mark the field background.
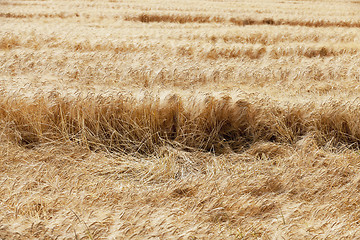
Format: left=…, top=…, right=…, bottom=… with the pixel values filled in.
left=1, top=0, right=360, bottom=239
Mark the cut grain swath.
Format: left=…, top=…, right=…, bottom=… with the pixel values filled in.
left=1, top=93, right=360, bottom=154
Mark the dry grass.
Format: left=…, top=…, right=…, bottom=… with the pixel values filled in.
left=1, top=0, right=360, bottom=239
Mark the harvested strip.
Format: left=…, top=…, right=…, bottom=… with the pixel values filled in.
left=124, top=13, right=224, bottom=24
left=0, top=12, right=79, bottom=19
left=230, top=17, right=360, bottom=28
left=2, top=92, right=360, bottom=154
left=125, top=13, right=360, bottom=28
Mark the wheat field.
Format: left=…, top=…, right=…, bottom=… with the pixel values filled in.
left=1, top=0, right=360, bottom=239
